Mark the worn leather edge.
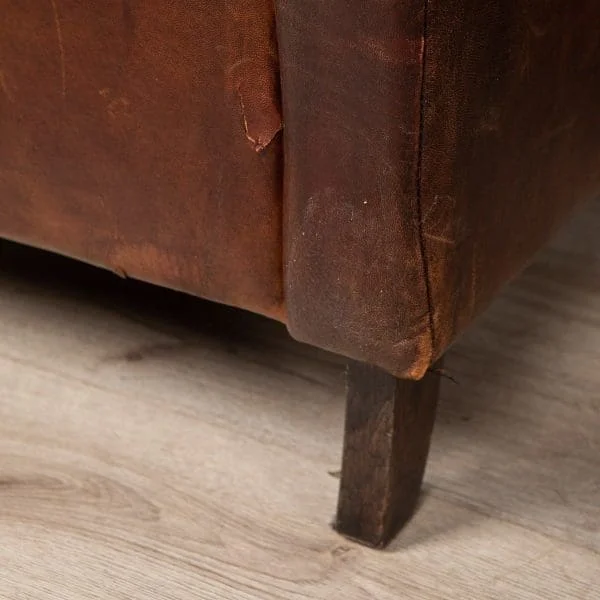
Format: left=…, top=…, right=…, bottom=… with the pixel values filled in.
left=276, top=0, right=434, bottom=379
left=414, top=0, right=438, bottom=371
left=420, top=0, right=600, bottom=362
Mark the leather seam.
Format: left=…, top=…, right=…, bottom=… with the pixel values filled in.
left=414, top=0, right=436, bottom=371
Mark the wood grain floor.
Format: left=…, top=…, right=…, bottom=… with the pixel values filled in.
left=1, top=200, right=599, bottom=599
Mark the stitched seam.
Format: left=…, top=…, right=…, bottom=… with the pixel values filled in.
left=414, top=0, right=436, bottom=365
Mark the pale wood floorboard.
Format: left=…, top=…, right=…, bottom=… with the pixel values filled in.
left=1, top=200, right=599, bottom=598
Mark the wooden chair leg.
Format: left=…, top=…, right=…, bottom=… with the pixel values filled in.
left=334, top=359, right=442, bottom=548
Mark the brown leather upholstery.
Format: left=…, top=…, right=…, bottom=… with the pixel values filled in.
left=0, top=0, right=284, bottom=319
left=421, top=0, right=600, bottom=371
left=279, top=0, right=600, bottom=377
left=277, top=0, right=432, bottom=378
left=2, top=1, right=599, bottom=378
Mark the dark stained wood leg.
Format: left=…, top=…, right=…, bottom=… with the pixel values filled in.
left=334, top=359, right=442, bottom=548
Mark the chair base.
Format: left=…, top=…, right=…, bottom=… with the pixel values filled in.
left=334, top=359, right=442, bottom=548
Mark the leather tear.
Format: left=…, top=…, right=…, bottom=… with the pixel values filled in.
left=238, top=87, right=282, bottom=153
left=223, top=0, right=283, bottom=153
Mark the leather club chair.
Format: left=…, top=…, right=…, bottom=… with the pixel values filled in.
left=1, top=1, right=599, bottom=547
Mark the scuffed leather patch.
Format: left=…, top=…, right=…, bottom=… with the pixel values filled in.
left=278, top=0, right=434, bottom=379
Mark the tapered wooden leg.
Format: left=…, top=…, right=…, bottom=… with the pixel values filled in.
left=334, top=359, right=442, bottom=548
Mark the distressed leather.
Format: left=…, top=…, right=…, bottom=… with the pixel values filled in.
left=279, top=0, right=600, bottom=377
left=0, top=0, right=284, bottom=319
left=2, top=1, right=600, bottom=378
left=420, top=0, right=600, bottom=365
left=277, top=0, right=432, bottom=378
